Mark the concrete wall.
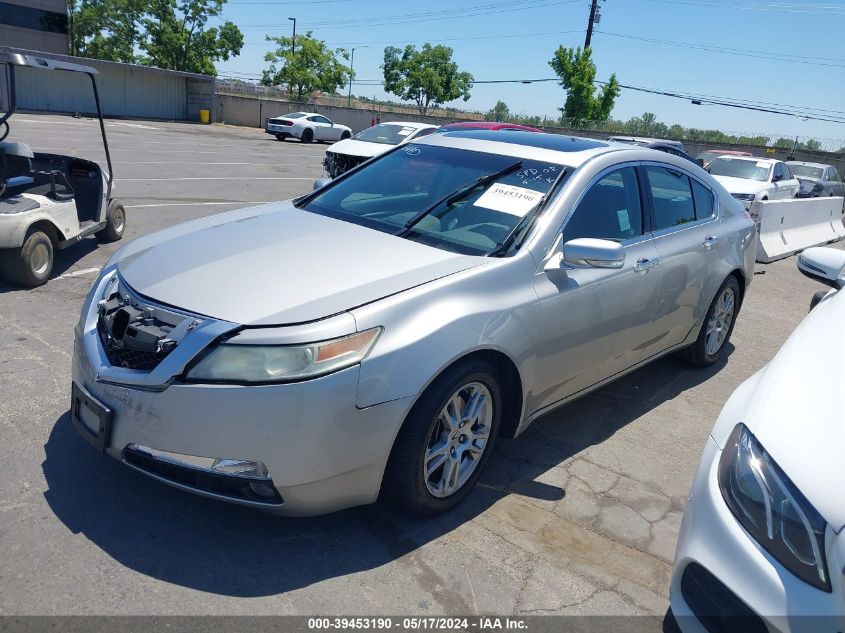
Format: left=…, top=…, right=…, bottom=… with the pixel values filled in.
left=3, top=48, right=215, bottom=121
left=216, top=94, right=457, bottom=133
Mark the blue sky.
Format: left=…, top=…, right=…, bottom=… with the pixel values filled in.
left=213, top=0, right=845, bottom=146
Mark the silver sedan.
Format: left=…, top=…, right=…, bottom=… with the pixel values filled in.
left=72, top=131, right=757, bottom=516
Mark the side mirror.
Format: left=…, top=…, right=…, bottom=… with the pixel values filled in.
left=561, top=238, right=625, bottom=269
left=312, top=177, right=331, bottom=191
left=797, top=247, right=845, bottom=290
left=696, top=158, right=705, bottom=168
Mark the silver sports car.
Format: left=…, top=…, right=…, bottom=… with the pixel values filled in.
left=72, top=130, right=757, bottom=516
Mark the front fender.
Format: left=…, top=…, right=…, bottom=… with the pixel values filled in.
left=351, top=254, right=540, bottom=414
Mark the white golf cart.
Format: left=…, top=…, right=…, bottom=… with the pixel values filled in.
left=0, top=48, right=125, bottom=287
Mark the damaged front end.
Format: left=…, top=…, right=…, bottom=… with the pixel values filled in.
left=97, top=276, right=198, bottom=371
left=323, top=151, right=368, bottom=179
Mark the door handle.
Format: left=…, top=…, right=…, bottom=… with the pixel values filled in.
left=703, top=235, right=720, bottom=250
left=634, top=257, right=659, bottom=273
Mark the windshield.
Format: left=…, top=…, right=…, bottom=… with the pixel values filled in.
left=354, top=124, right=424, bottom=145
left=789, top=164, right=824, bottom=178
left=708, top=158, right=771, bottom=182
left=303, top=144, right=566, bottom=255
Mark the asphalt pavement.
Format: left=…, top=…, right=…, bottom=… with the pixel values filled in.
left=0, top=115, right=837, bottom=621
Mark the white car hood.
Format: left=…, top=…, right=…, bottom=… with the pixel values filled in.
left=329, top=138, right=393, bottom=159
left=711, top=175, right=769, bottom=195
left=725, top=289, right=845, bottom=530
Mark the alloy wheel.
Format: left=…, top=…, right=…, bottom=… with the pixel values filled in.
left=705, top=287, right=736, bottom=356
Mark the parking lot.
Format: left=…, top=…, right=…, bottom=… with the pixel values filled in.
left=0, top=114, right=837, bottom=620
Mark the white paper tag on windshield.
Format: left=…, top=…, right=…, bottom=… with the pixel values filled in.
left=474, top=182, right=543, bottom=216
left=397, top=128, right=414, bottom=136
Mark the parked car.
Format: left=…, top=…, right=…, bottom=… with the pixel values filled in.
left=72, top=130, right=756, bottom=517
left=607, top=136, right=685, bottom=153
left=671, top=246, right=845, bottom=633
left=265, top=112, right=352, bottom=143
left=323, top=121, right=438, bottom=178
left=787, top=161, right=845, bottom=199
left=608, top=138, right=698, bottom=165
left=441, top=121, right=542, bottom=132
left=707, top=156, right=800, bottom=209
left=0, top=49, right=125, bottom=288
left=695, top=149, right=753, bottom=168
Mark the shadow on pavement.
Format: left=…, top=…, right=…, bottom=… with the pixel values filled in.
left=42, top=347, right=731, bottom=599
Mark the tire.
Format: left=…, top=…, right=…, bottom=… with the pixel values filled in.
left=275, top=133, right=286, bottom=141
left=96, top=199, right=126, bottom=242
left=340, top=131, right=351, bottom=140
left=300, top=128, right=314, bottom=144
left=678, top=276, right=741, bottom=367
left=0, top=228, right=53, bottom=287
left=381, top=359, right=502, bottom=516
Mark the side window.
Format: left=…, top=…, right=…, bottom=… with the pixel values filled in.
left=691, top=179, right=715, bottom=220
left=413, top=128, right=436, bottom=139
left=563, top=167, right=643, bottom=242
left=645, top=166, right=696, bottom=230
left=316, top=116, right=332, bottom=125
left=828, top=167, right=840, bottom=182
left=773, top=163, right=784, bottom=180
left=782, top=164, right=793, bottom=179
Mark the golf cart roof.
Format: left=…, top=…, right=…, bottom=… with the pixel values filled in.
left=0, top=48, right=98, bottom=75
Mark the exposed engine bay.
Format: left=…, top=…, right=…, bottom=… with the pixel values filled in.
left=323, top=151, right=368, bottom=179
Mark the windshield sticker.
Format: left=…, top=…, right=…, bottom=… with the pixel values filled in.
left=617, top=209, right=631, bottom=232
left=397, top=128, right=414, bottom=136
left=474, top=182, right=544, bottom=216
left=404, top=145, right=421, bottom=156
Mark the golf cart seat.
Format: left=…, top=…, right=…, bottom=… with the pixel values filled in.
left=0, top=141, right=35, bottom=190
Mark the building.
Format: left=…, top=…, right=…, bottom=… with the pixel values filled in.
left=0, top=0, right=69, bottom=55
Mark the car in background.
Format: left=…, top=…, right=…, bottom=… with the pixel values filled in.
left=441, top=121, right=542, bottom=133
left=696, top=149, right=753, bottom=168
left=323, top=121, right=438, bottom=178
left=671, top=246, right=845, bottom=633
left=706, top=156, right=800, bottom=209
left=606, top=136, right=684, bottom=153
left=608, top=137, right=698, bottom=165
left=71, top=130, right=755, bottom=517
left=265, top=112, right=352, bottom=143
left=787, top=161, right=845, bottom=199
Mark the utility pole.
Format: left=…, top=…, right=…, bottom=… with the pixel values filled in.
left=584, top=0, right=600, bottom=50
left=288, top=17, right=296, bottom=57
left=347, top=45, right=368, bottom=108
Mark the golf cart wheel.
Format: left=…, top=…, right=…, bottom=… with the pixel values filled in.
left=275, top=133, right=286, bottom=141
left=97, top=199, right=126, bottom=242
left=300, top=129, right=314, bottom=144
left=1, top=228, right=53, bottom=287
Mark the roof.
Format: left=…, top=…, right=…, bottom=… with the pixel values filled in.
left=786, top=160, right=830, bottom=168
left=416, top=129, right=618, bottom=167
left=442, top=121, right=542, bottom=132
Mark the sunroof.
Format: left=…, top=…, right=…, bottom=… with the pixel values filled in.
left=440, top=129, right=609, bottom=152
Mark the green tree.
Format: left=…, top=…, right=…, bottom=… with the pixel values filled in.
left=382, top=44, right=473, bottom=115
left=67, top=0, right=243, bottom=75
left=262, top=32, right=351, bottom=102
left=485, top=100, right=510, bottom=122
left=549, top=46, right=619, bottom=125
left=140, top=0, right=243, bottom=75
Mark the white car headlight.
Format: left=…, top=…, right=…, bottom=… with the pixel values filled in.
left=718, top=424, right=830, bottom=592
left=185, top=327, right=381, bottom=384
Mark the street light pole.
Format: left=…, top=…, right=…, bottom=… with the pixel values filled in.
left=347, top=45, right=367, bottom=108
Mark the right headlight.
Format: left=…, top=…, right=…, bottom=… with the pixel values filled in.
left=718, top=424, right=830, bottom=592
left=732, top=193, right=756, bottom=201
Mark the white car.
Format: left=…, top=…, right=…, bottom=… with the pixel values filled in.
left=323, top=121, right=438, bottom=178
left=707, top=156, right=800, bottom=209
left=670, top=246, right=845, bottom=633
left=265, top=112, right=352, bottom=144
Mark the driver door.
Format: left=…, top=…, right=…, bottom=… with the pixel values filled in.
left=315, top=115, right=338, bottom=141
left=531, top=166, right=663, bottom=412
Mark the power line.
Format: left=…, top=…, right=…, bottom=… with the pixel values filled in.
left=642, top=0, right=845, bottom=14
left=596, top=31, right=845, bottom=68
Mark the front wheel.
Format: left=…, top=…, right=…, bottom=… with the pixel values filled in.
left=0, top=228, right=53, bottom=287
left=340, top=131, right=351, bottom=140
left=381, top=360, right=501, bottom=516
left=96, top=199, right=125, bottom=242
left=679, top=276, right=741, bottom=367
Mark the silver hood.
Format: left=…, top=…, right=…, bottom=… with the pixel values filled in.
left=116, top=202, right=484, bottom=326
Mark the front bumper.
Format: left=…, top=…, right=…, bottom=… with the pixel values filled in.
left=70, top=274, right=413, bottom=516
left=671, top=437, right=845, bottom=633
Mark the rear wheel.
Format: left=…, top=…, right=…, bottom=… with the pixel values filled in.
left=679, top=276, right=741, bottom=367
left=275, top=133, right=286, bottom=141
left=381, top=359, right=501, bottom=516
left=300, top=128, right=314, bottom=144
left=96, top=199, right=125, bottom=242
left=0, top=228, right=53, bottom=287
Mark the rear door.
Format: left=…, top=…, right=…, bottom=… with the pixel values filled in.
left=642, top=164, right=723, bottom=354
left=532, top=165, right=663, bottom=410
